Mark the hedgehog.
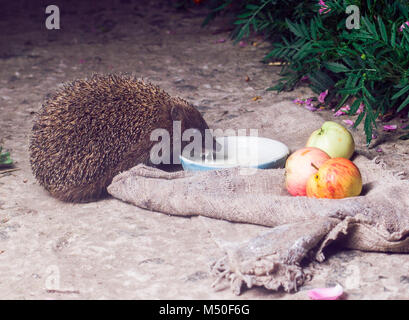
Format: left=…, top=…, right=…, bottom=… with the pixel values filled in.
left=29, top=74, right=210, bottom=202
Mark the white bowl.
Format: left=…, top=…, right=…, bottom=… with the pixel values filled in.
left=180, top=136, right=289, bottom=171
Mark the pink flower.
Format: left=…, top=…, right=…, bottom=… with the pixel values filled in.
left=318, top=89, right=328, bottom=103
left=301, top=75, right=309, bottom=81
left=383, top=124, right=397, bottom=131
left=308, top=284, right=343, bottom=300
left=376, top=147, right=383, bottom=153
left=356, top=102, right=364, bottom=114
left=318, top=0, right=331, bottom=14
left=334, top=102, right=364, bottom=117
left=334, top=105, right=350, bottom=117
left=399, top=21, right=409, bottom=32
left=372, top=133, right=378, bottom=139
left=343, top=119, right=354, bottom=126
left=239, top=41, right=247, bottom=47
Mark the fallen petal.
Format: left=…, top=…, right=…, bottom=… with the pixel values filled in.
left=334, top=105, right=350, bottom=117
left=376, top=147, right=383, bottom=152
left=343, top=119, right=354, bottom=126
left=356, top=103, right=364, bottom=114
left=304, top=104, right=318, bottom=112
left=383, top=125, right=397, bottom=131
left=308, top=284, right=343, bottom=300
left=304, top=99, right=318, bottom=111
left=341, top=105, right=351, bottom=112
left=318, top=89, right=328, bottom=103
left=293, top=98, right=305, bottom=105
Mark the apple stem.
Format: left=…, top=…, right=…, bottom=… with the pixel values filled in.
left=311, top=163, right=320, bottom=170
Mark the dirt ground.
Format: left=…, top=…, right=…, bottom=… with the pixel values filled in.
left=0, top=0, right=408, bottom=299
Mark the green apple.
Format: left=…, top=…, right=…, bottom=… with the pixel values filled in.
left=306, top=121, right=355, bottom=159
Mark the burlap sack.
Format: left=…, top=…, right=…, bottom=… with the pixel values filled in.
left=107, top=156, right=409, bottom=294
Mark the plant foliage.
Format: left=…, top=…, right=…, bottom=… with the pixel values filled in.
left=203, top=0, right=409, bottom=144
left=0, top=146, right=13, bottom=168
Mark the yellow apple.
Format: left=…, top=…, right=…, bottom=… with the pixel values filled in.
left=306, top=121, right=355, bottom=159
left=306, top=158, right=362, bottom=199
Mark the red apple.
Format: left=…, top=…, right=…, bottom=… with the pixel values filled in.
left=306, top=158, right=362, bottom=199
left=285, top=147, right=331, bottom=196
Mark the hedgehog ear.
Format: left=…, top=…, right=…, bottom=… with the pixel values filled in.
left=171, top=105, right=184, bottom=121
